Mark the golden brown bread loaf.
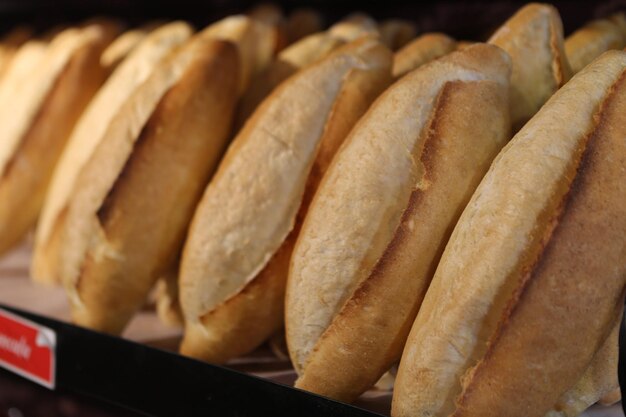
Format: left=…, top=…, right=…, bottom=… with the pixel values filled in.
left=59, top=36, right=240, bottom=334
left=179, top=37, right=392, bottom=364
left=378, top=19, right=417, bottom=50
left=286, top=43, right=511, bottom=403
left=0, top=23, right=118, bottom=256
left=236, top=31, right=345, bottom=128
left=32, top=22, right=192, bottom=286
left=392, top=33, right=456, bottom=77
left=200, top=15, right=278, bottom=93
left=488, top=3, right=572, bottom=130
left=565, top=17, right=625, bottom=74
left=392, top=50, right=626, bottom=417
left=545, top=309, right=620, bottom=416
left=100, top=24, right=156, bottom=71
left=0, top=26, right=33, bottom=79
left=286, top=8, right=323, bottom=43
left=328, top=13, right=379, bottom=42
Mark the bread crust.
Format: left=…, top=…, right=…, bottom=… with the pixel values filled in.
left=287, top=44, right=510, bottom=402
left=451, top=59, right=626, bottom=417
left=0, top=24, right=116, bottom=255
left=61, top=38, right=239, bottom=334
left=179, top=37, right=392, bottom=363
left=236, top=31, right=345, bottom=128
left=545, top=307, right=621, bottom=417
left=392, top=50, right=626, bottom=417
left=565, top=18, right=625, bottom=74
left=392, top=33, right=456, bottom=78
left=33, top=22, right=192, bottom=285
left=378, top=19, right=417, bottom=51
left=488, top=3, right=572, bottom=130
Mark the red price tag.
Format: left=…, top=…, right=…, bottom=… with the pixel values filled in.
left=0, top=308, right=56, bottom=389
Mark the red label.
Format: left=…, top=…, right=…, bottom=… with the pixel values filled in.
left=0, top=308, right=56, bottom=389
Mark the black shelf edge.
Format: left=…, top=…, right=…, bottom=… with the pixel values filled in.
left=0, top=303, right=385, bottom=417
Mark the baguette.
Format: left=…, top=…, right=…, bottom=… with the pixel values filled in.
left=0, top=39, right=48, bottom=112
left=247, top=4, right=288, bottom=53
left=236, top=31, right=345, bottom=128
left=545, top=308, right=620, bottom=417
left=565, top=18, right=625, bottom=74
left=286, top=43, right=511, bottom=402
left=286, top=8, right=323, bottom=43
left=488, top=3, right=572, bottom=130
left=200, top=15, right=278, bottom=93
left=100, top=23, right=161, bottom=71
left=392, top=33, right=456, bottom=78
left=59, top=36, right=240, bottom=334
left=392, top=50, right=626, bottom=417
left=0, top=23, right=117, bottom=256
left=328, top=13, right=379, bottom=42
left=378, top=19, right=417, bottom=50
left=179, top=37, right=392, bottom=364
left=32, top=22, right=192, bottom=285
left=0, top=26, right=32, bottom=79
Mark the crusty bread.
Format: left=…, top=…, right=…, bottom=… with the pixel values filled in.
left=155, top=265, right=184, bottom=327
left=545, top=307, right=620, bottom=417
left=0, top=39, right=48, bottom=112
left=286, top=8, right=323, bottom=43
left=100, top=23, right=159, bottom=71
left=565, top=18, right=625, bottom=74
left=378, top=19, right=417, bottom=50
left=59, top=37, right=240, bottom=334
left=328, top=13, right=379, bottom=42
left=179, top=37, right=392, bottom=364
left=488, top=3, right=572, bottom=130
left=236, top=31, right=345, bottom=128
left=32, top=22, right=192, bottom=286
left=0, top=26, right=33, bottom=80
left=200, top=15, right=278, bottom=93
left=286, top=43, right=511, bottom=402
left=392, top=50, right=626, bottom=417
left=0, top=23, right=118, bottom=256
left=456, top=40, right=476, bottom=51
left=392, top=33, right=456, bottom=77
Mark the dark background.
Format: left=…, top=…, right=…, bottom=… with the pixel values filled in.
left=0, top=0, right=624, bottom=39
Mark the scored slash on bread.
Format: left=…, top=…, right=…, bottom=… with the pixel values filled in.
left=32, top=22, right=193, bottom=286
left=488, top=3, right=572, bottom=131
left=179, top=36, right=393, bottom=364
left=0, top=22, right=119, bottom=256
left=392, top=50, right=626, bottom=417
left=58, top=36, right=240, bottom=334
left=285, top=43, right=511, bottom=403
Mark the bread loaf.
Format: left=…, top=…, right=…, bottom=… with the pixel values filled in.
left=179, top=37, right=392, bottom=364
left=32, top=22, right=192, bottom=285
left=0, top=23, right=118, bottom=256
left=286, top=43, right=511, bottom=402
left=378, top=19, right=417, bottom=50
left=488, top=3, right=572, bottom=130
left=392, top=50, right=626, bottom=417
left=328, top=13, right=379, bottom=42
left=392, top=33, right=456, bottom=77
left=565, top=17, right=625, bottom=73
left=286, top=8, right=323, bottom=43
left=59, top=36, right=240, bottom=334
left=200, top=15, right=278, bottom=93
left=0, top=26, right=33, bottom=79
left=236, top=31, right=345, bottom=127
left=545, top=309, right=620, bottom=416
